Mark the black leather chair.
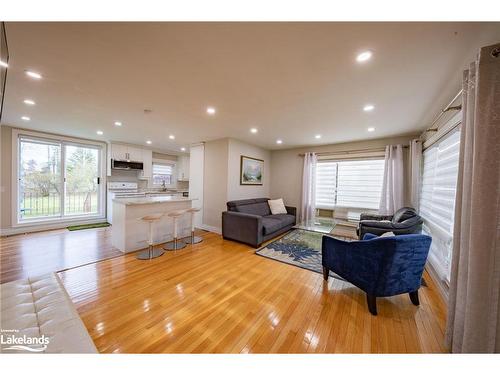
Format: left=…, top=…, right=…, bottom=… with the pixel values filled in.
left=356, top=207, right=423, bottom=239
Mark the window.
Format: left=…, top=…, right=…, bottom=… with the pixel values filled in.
left=419, top=127, right=461, bottom=283
left=16, top=132, right=104, bottom=224
left=152, top=162, right=173, bottom=186
left=315, top=159, right=385, bottom=210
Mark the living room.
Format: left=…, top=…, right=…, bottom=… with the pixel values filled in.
left=1, top=2, right=500, bottom=372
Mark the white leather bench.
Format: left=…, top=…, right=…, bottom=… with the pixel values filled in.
left=1, top=273, right=97, bottom=353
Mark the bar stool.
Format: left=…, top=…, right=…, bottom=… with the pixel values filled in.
left=137, top=213, right=165, bottom=260
left=183, top=207, right=203, bottom=244
left=163, top=209, right=187, bottom=251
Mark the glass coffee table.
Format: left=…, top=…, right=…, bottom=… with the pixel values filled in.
left=293, top=217, right=336, bottom=234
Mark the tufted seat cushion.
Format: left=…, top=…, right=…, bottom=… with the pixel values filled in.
left=0, top=273, right=97, bottom=353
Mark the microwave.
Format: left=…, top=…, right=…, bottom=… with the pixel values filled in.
left=111, top=159, right=144, bottom=170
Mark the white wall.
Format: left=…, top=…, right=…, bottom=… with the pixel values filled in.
left=189, top=143, right=204, bottom=228
left=227, top=138, right=271, bottom=201
left=201, top=137, right=271, bottom=233
left=202, top=138, right=229, bottom=232
left=0, top=125, right=12, bottom=231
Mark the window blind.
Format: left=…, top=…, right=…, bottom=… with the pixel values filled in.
left=315, top=161, right=337, bottom=209
left=419, top=127, right=461, bottom=283
left=315, top=159, right=385, bottom=210
left=152, top=163, right=173, bottom=176
left=336, top=160, right=385, bottom=209
left=152, top=163, right=173, bottom=185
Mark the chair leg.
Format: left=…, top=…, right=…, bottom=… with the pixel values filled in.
left=322, top=266, right=329, bottom=281
left=409, top=290, right=420, bottom=306
left=366, top=294, right=377, bottom=316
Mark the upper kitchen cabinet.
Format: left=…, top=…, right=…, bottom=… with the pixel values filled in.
left=110, top=143, right=143, bottom=162
left=139, top=149, right=152, bottom=180
left=107, top=142, right=153, bottom=177
left=177, top=155, right=190, bottom=181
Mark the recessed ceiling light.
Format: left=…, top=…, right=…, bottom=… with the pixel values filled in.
left=25, top=70, right=42, bottom=79
left=146, top=140, right=152, bottom=145
left=21, top=116, right=30, bottom=121
left=276, top=139, right=283, bottom=144
left=363, top=104, right=375, bottom=112
left=250, top=128, right=258, bottom=134
left=367, top=127, right=375, bottom=132
left=180, top=147, right=186, bottom=152
left=169, top=134, right=175, bottom=140
left=96, top=130, right=103, bottom=135
left=206, top=107, right=216, bottom=115
left=0, top=60, right=8, bottom=68
left=23, top=99, right=36, bottom=105
left=315, top=134, right=322, bottom=139
left=114, top=121, right=122, bottom=126
left=356, top=51, right=372, bottom=63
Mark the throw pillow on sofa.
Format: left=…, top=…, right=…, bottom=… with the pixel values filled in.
left=268, top=198, right=287, bottom=215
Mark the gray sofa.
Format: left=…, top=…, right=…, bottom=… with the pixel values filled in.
left=222, top=198, right=297, bottom=247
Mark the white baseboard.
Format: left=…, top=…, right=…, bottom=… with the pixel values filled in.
left=198, top=224, right=222, bottom=235
left=425, top=262, right=449, bottom=303
left=1, top=218, right=109, bottom=237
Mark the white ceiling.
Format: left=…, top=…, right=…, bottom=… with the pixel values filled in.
left=2, top=22, right=499, bottom=152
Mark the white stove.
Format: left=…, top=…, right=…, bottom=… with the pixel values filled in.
left=107, top=182, right=146, bottom=223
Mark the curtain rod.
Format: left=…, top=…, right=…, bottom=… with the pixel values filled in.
left=298, top=145, right=409, bottom=157
left=425, top=89, right=463, bottom=133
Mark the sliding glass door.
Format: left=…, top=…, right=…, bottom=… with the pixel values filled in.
left=19, top=138, right=62, bottom=220
left=64, top=144, right=100, bottom=216
left=18, top=135, right=104, bottom=223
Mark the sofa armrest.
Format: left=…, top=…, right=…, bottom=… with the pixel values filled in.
left=359, top=213, right=393, bottom=221
left=358, top=220, right=395, bottom=239
left=285, top=206, right=297, bottom=221
left=363, top=233, right=378, bottom=240
left=359, top=220, right=394, bottom=229
left=222, top=211, right=263, bottom=247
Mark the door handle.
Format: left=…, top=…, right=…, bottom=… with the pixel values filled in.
left=97, top=177, right=101, bottom=185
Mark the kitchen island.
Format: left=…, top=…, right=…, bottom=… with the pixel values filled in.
left=111, top=196, right=194, bottom=253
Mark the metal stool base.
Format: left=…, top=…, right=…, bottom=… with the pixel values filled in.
left=163, top=239, right=187, bottom=250
left=183, top=235, right=203, bottom=244
left=136, top=247, right=165, bottom=260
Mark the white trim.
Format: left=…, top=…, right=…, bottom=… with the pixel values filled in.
left=423, top=111, right=462, bottom=150
left=198, top=223, right=221, bottom=235
left=318, top=151, right=385, bottom=161
left=1, top=217, right=109, bottom=237
left=11, top=128, right=107, bottom=228
left=152, top=158, right=176, bottom=165
left=425, top=262, right=449, bottom=303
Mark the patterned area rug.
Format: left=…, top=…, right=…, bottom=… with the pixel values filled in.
left=256, top=229, right=343, bottom=279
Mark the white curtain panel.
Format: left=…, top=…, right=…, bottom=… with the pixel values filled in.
left=379, top=144, right=404, bottom=215
left=409, top=139, right=422, bottom=210
left=300, top=152, right=317, bottom=222
left=445, top=43, right=500, bottom=353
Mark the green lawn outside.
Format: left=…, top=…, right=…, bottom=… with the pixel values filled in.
left=20, top=192, right=98, bottom=219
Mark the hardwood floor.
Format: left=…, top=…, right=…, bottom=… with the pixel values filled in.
left=0, top=227, right=122, bottom=283
left=49, top=230, right=448, bottom=353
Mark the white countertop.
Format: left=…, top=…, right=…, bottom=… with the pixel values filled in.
left=113, top=196, right=193, bottom=205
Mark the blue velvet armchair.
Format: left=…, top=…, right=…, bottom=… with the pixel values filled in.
left=321, top=233, right=432, bottom=315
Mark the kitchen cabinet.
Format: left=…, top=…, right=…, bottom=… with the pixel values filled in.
left=110, top=143, right=144, bottom=162
left=110, top=144, right=128, bottom=161
left=177, top=155, right=190, bottom=181
left=139, top=149, right=152, bottom=179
